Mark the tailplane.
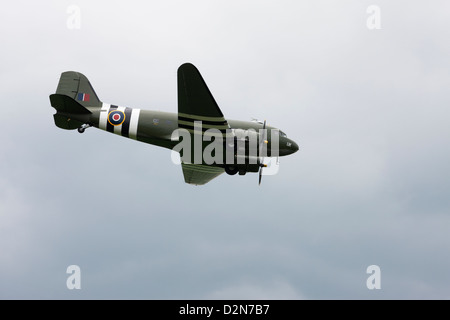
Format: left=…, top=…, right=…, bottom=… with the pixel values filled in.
left=50, top=71, right=100, bottom=130
left=49, top=94, right=92, bottom=129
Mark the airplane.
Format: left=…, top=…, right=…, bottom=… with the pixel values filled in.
left=49, top=63, right=299, bottom=185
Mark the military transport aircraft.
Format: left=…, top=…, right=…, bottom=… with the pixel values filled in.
left=49, top=63, right=298, bottom=185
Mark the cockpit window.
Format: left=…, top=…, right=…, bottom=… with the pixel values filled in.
left=280, top=131, right=287, bottom=137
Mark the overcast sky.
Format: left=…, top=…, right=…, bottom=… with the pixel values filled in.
left=1, top=0, right=450, bottom=299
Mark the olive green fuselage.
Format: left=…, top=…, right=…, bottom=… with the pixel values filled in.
left=84, top=103, right=299, bottom=158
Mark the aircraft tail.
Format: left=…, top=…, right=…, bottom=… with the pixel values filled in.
left=49, top=71, right=101, bottom=130
left=49, top=94, right=92, bottom=129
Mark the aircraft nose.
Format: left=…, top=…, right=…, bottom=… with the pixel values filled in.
left=288, top=140, right=299, bottom=155
left=279, top=139, right=299, bottom=156
left=291, top=140, right=299, bottom=153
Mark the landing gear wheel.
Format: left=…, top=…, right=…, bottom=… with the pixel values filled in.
left=78, top=123, right=92, bottom=134
left=225, top=165, right=238, bottom=175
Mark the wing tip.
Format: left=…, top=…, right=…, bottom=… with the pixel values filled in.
left=178, top=62, right=198, bottom=74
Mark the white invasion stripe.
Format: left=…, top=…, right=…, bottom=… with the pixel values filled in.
left=114, top=106, right=126, bottom=135
left=99, top=103, right=110, bottom=130
left=129, top=109, right=141, bottom=140
left=178, top=112, right=226, bottom=122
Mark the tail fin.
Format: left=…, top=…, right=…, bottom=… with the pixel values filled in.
left=50, top=71, right=100, bottom=130
left=54, top=71, right=101, bottom=108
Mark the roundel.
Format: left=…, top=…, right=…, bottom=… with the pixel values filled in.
left=108, top=110, right=125, bottom=126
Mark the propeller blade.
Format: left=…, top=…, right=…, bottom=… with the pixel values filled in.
left=259, top=120, right=267, bottom=157
left=262, top=120, right=266, bottom=140
left=258, top=120, right=267, bottom=186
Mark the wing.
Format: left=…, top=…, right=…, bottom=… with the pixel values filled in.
left=177, top=63, right=232, bottom=135
left=177, top=63, right=234, bottom=185
left=181, top=163, right=224, bottom=185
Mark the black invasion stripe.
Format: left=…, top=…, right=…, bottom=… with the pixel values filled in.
left=178, top=123, right=228, bottom=134
left=106, top=105, right=118, bottom=133
left=121, top=107, right=132, bottom=138
left=178, top=116, right=227, bottom=126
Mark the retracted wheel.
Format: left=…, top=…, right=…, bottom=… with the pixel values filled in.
left=225, top=165, right=239, bottom=175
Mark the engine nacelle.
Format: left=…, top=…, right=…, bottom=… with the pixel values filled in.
left=224, top=155, right=261, bottom=175
left=235, top=155, right=261, bottom=172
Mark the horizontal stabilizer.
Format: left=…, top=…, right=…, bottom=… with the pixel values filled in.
left=53, top=113, right=84, bottom=130
left=50, top=94, right=92, bottom=130
left=49, top=94, right=92, bottom=114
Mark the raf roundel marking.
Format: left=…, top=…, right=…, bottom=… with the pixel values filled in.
left=108, top=110, right=125, bottom=126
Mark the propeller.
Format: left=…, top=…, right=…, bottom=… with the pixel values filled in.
left=258, top=120, right=268, bottom=185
